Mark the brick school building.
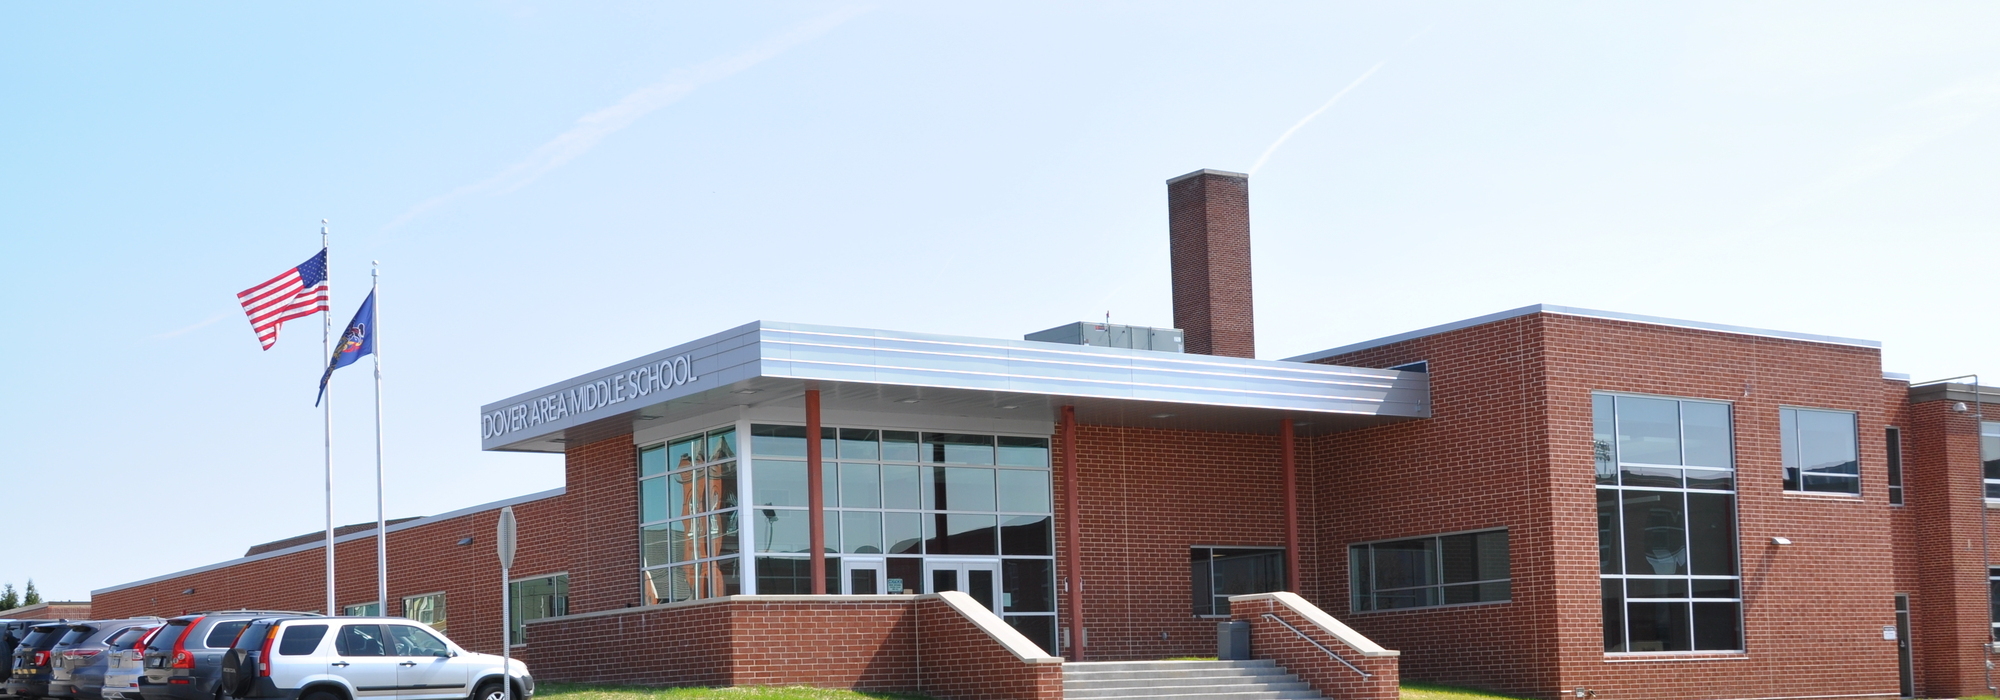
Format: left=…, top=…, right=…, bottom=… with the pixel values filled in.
left=92, top=170, right=2000, bottom=700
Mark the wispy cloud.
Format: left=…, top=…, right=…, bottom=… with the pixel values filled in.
left=1247, top=26, right=1431, bottom=177
left=1248, top=61, right=1387, bottom=177
left=150, top=311, right=230, bottom=340
left=382, top=5, right=873, bottom=232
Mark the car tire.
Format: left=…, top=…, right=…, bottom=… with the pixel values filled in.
left=472, top=680, right=505, bottom=700
left=300, top=690, right=340, bottom=700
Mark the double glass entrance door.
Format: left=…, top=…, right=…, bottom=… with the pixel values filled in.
left=840, top=557, right=999, bottom=614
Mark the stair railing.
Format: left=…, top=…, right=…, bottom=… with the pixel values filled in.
left=1260, top=613, right=1371, bottom=678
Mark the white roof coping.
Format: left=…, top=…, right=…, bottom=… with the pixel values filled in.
left=931, top=589, right=1065, bottom=664
left=524, top=591, right=1062, bottom=664
left=1230, top=591, right=1399, bottom=657
left=92, top=488, right=565, bottom=596
left=1285, top=304, right=1881, bottom=363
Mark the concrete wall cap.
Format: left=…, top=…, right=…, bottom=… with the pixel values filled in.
left=523, top=594, right=916, bottom=624
left=931, top=591, right=1066, bottom=664
left=1230, top=592, right=1400, bottom=657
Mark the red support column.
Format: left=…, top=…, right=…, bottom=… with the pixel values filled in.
left=1282, top=418, right=1301, bottom=593
left=1062, top=405, right=1085, bottom=660
left=807, top=389, right=826, bottom=594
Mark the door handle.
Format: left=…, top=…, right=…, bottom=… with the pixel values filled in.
left=331, top=662, right=350, bottom=668
left=398, top=662, right=417, bottom=667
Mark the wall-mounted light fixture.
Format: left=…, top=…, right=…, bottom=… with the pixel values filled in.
left=1770, top=537, right=1793, bottom=546
left=182, top=588, right=196, bottom=595
left=457, top=537, right=475, bottom=546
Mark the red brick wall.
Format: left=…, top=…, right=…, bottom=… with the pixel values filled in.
left=1310, top=311, right=1905, bottom=700
left=1309, top=314, right=1556, bottom=696
left=1231, top=594, right=1399, bottom=700
left=1881, top=380, right=1923, bottom=697
left=1905, top=396, right=1991, bottom=697
left=1057, top=423, right=1300, bottom=660
left=519, top=594, right=1059, bottom=700
left=91, top=492, right=569, bottom=657
left=916, top=595, right=1065, bottom=700
left=1167, top=169, right=1255, bottom=358
left=564, top=436, right=640, bottom=614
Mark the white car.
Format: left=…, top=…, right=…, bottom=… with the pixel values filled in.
left=100, top=625, right=164, bottom=700
left=218, top=617, right=531, bottom=700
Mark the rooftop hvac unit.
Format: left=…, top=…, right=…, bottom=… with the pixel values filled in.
left=1025, top=322, right=1185, bottom=353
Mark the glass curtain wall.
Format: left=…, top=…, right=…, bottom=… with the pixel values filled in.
left=745, top=424, right=1057, bottom=654
left=639, top=427, right=741, bottom=604
left=1595, top=394, right=1743, bottom=653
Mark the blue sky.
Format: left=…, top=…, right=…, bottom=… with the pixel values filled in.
left=4, top=2, right=1998, bottom=601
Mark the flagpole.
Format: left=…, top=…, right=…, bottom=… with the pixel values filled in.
left=372, top=261, right=387, bottom=616
left=322, top=220, right=337, bottom=618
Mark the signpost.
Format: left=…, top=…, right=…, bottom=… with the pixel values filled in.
left=496, top=506, right=517, bottom=700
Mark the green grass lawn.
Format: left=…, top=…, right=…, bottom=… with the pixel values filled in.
left=1400, top=682, right=1532, bottom=700
left=537, top=679, right=1525, bottom=700
left=536, top=683, right=928, bottom=700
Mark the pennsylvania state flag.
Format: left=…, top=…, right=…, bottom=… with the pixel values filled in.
left=316, top=290, right=376, bottom=406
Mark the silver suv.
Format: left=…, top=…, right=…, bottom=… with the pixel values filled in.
left=218, top=618, right=530, bottom=700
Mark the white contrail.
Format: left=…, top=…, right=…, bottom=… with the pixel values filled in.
left=149, top=311, right=229, bottom=340
left=382, top=5, right=873, bottom=232
left=1247, top=60, right=1387, bottom=176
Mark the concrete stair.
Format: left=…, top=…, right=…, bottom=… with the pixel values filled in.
left=1063, top=659, right=1323, bottom=700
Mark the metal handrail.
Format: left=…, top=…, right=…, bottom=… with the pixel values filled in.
left=1260, top=613, right=1371, bottom=678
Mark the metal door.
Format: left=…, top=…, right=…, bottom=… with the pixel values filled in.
left=843, top=558, right=886, bottom=595
left=924, top=559, right=1001, bottom=613
left=1894, top=594, right=1913, bottom=698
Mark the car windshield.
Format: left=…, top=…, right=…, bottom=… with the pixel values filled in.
left=203, top=621, right=251, bottom=649
left=107, top=627, right=154, bottom=650
left=18, top=628, right=57, bottom=650
left=228, top=623, right=273, bottom=652
left=146, top=622, right=194, bottom=652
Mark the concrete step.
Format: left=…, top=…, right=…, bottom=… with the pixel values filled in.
left=1066, top=673, right=1299, bottom=689
left=1064, top=681, right=1314, bottom=698
left=1059, top=692, right=1322, bottom=700
left=1064, top=668, right=1294, bottom=682
left=1065, top=660, right=1277, bottom=673
left=1060, top=659, right=1321, bottom=700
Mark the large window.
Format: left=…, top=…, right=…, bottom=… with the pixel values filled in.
left=508, top=574, right=568, bottom=645
left=402, top=592, right=445, bottom=632
left=341, top=602, right=380, bottom=617
left=1596, top=393, right=1742, bottom=653
left=1350, top=530, right=1508, bottom=612
left=745, top=425, right=1056, bottom=655
left=640, top=427, right=740, bottom=604
left=1781, top=407, right=1859, bottom=494
left=1983, top=422, right=2000, bottom=501
left=1192, top=547, right=1286, bottom=616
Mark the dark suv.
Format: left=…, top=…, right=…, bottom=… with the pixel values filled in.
left=7, top=622, right=72, bottom=698
left=3, top=620, right=55, bottom=686
left=138, top=613, right=311, bottom=700
left=49, top=620, right=163, bottom=699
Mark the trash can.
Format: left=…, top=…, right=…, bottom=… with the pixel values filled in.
left=1217, top=620, right=1251, bottom=660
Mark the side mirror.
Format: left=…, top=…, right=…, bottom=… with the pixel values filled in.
left=435, top=650, right=451, bottom=658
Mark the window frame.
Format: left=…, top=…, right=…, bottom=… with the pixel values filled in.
left=506, top=572, right=569, bottom=646
left=1191, top=545, right=1288, bottom=617
left=1982, top=421, right=2000, bottom=503
left=1349, top=528, right=1510, bottom=614
left=1595, top=392, right=1744, bottom=654
left=401, top=591, right=446, bottom=633
left=1886, top=427, right=1904, bottom=506
left=1779, top=406, right=1861, bottom=496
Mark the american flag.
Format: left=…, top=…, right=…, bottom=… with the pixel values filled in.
left=238, top=248, right=330, bottom=350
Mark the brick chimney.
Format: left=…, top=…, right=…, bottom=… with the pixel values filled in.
left=1167, top=169, right=1255, bottom=358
